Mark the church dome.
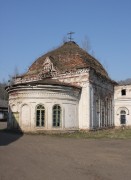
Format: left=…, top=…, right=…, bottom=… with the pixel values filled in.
left=26, top=41, right=109, bottom=78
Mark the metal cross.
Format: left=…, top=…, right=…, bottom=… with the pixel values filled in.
left=67, top=32, right=75, bottom=41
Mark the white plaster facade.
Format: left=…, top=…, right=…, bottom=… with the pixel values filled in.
left=7, top=68, right=115, bottom=132
left=7, top=84, right=80, bottom=132
left=114, top=85, right=131, bottom=127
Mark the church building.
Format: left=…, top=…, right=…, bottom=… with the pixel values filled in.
left=6, top=41, right=117, bottom=132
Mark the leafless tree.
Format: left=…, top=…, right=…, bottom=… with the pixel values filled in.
left=0, top=81, right=8, bottom=100
left=62, top=36, right=68, bottom=44
left=81, top=36, right=91, bottom=52
left=8, top=66, right=20, bottom=85
left=118, top=78, right=131, bottom=85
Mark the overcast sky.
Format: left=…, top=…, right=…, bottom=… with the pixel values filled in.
left=0, top=0, right=131, bottom=82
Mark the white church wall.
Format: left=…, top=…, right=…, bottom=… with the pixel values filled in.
left=114, top=85, right=131, bottom=127
left=78, top=82, right=90, bottom=129
left=21, top=104, right=31, bottom=129
left=7, top=67, right=116, bottom=131
left=8, top=85, right=80, bottom=132
left=55, top=69, right=90, bottom=129
left=62, top=103, right=78, bottom=129
left=89, top=70, right=114, bottom=129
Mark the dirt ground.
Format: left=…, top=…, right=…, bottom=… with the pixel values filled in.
left=0, top=122, right=131, bottom=180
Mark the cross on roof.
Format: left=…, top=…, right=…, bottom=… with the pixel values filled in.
left=67, top=32, right=75, bottom=41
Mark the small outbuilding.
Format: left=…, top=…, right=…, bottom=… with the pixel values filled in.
left=0, top=99, right=8, bottom=121
left=114, top=84, right=131, bottom=127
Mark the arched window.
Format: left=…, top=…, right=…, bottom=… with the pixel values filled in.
left=53, top=105, right=61, bottom=127
left=120, top=110, right=126, bottom=125
left=36, top=105, right=45, bottom=127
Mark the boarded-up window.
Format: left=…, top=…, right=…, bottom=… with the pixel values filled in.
left=21, top=104, right=30, bottom=127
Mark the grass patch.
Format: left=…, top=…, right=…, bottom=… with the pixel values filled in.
left=50, top=128, right=131, bottom=139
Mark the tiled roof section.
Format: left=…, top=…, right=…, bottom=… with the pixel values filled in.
left=26, top=41, right=109, bottom=78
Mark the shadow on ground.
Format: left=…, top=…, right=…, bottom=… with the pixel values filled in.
left=0, top=122, right=23, bottom=146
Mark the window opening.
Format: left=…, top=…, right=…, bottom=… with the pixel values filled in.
left=120, top=110, right=126, bottom=124
left=36, top=105, right=45, bottom=127
left=53, top=105, right=61, bottom=127
left=121, top=89, right=126, bottom=96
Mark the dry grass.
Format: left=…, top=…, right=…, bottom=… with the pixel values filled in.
left=50, top=128, right=131, bottom=139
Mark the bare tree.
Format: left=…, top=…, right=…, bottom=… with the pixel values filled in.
left=62, top=36, right=68, bottom=44
left=81, top=36, right=91, bottom=52
left=0, top=81, right=8, bottom=100
left=8, top=66, right=19, bottom=85
left=118, top=78, right=131, bottom=85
